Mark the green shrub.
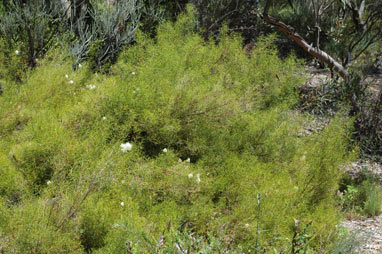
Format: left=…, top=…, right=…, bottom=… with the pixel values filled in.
left=0, top=198, right=83, bottom=253
left=10, top=141, right=54, bottom=194
left=0, top=39, right=29, bottom=82
left=0, top=153, right=25, bottom=203
left=0, top=9, right=355, bottom=253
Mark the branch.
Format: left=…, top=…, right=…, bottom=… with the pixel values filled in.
left=260, top=0, right=348, bottom=81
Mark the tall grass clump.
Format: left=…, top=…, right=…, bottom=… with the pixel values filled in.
left=0, top=7, right=355, bottom=253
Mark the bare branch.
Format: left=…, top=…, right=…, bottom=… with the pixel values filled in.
left=261, top=0, right=348, bottom=81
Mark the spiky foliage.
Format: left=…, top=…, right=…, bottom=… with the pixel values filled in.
left=0, top=0, right=63, bottom=67
left=67, top=0, right=142, bottom=71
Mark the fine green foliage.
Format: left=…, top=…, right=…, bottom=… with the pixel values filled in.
left=0, top=9, right=355, bottom=253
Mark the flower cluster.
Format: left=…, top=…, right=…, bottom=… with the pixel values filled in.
left=188, top=173, right=201, bottom=183
left=120, top=142, right=132, bottom=152
left=86, top=84, right=96, bottom=90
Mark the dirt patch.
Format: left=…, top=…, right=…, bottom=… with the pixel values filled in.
left=341, top=214, right=382, bottom=254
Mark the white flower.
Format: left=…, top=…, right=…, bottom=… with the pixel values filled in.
left=65, top=74, right=69, bottom=79
left=131, top=72, right=135, bottom=75
left=47, top=180, right=52, bottom=185
left=69, top=80, right=74, bottom=84
left=86, top=84, right=96, bottom=90
left=245, top=223, right=249, bottom=228
left=121, top=180, right=125, bottom=184
left=120, top=142, right=132, bottom=152
left=196, top=173, right=201, bottom=183
left=163, top=148, right=168, bottom=153
left=188, top=173, right=193, bottom=179
left=120, top=202, right=125, bottom=207
left=102, top=116, right=107, bottom=120
left=178, top=158, right=182, bottom=162
left=15, top=50, right=20, bottom=55
left=186, top=158, right=191, bottom=163
left=78, top=63, right=83, bottom=68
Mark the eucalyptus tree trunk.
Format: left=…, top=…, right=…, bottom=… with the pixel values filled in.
left=259, top=0, right=349, bottom=81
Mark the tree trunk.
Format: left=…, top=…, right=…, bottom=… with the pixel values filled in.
left=261, top=0, right=349, bottom=81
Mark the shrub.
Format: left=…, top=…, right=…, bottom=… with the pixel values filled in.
left=0, top=8, right=355, bottom=253
left=70, top=0, right=141, bottom=71
left=0, top=38, right=29, bottom=82
left=10, top=141, right=54, bottom=194
left=0, top=0, right=63, bottom=70
left=0, top=198, right=83, bottom=253
left=191, top=0, right=259, bottom=41
left=0, top=153, right=25, bottom=204
left=355, top=88, right=382, bottom=161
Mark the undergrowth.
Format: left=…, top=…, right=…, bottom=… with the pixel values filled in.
left=339, top=169, right=382, bottom=217
left=0, top=8, right=356, bottom=253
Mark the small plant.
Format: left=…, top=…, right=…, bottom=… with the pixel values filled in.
left=329, top=227, right=363, bottom=254
left=298, top=76, right=351, bottom=116
left=291, top=220, right=312, bottom=254
left=361, top=176, right=382, bottom=217
left=338, top=170, right=382, bottom=217
left=254, top=193, right=264, bottom=254
left=339, top=185, right=360, bottom=212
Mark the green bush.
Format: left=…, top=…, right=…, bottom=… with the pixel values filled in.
left=10, top=141, right=54, bottom=194
left=0, top=9, right=355, bottom=253
left=0, top=39, right=29, bottom=82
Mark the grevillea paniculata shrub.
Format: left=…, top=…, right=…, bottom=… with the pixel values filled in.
left=0, top=8, right=356, bottom=253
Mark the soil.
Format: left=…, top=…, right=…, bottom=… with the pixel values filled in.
left=341, top=213, right=382, bottom=253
